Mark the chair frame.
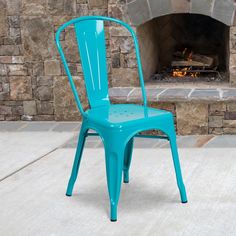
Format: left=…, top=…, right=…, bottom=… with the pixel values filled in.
left=55, top=16, right=187, bottom=222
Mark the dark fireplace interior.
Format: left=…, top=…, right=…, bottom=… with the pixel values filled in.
left=137, top=14, right=230, bottom=83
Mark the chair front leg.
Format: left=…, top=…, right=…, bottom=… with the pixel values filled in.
left=168, top=127, right=187, bottom=203
left=66, top=123, right=88, bottom=196
left=104, top=136, right=126, bottom=221
left=123, top=137, right=134, bottom=183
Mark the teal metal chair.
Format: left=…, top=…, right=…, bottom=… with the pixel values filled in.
left=55, top=16, right=187, bottom=222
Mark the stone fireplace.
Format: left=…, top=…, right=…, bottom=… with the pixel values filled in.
left=110, top=0, right=236, bottom=135
left=126, top=0, right=235, bottom=85
left=137, top=14, right=229, bottom=83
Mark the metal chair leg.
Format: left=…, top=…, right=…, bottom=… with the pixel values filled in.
left=123, top=137, right=134, bottom=183
left=169, top=130, right=187, bottom=203
left=66, top=124, right=87, bottom=196
left=104, top=137, right=125, bottom=221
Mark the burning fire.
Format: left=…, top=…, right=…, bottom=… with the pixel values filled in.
left=172, top=67, right=199, bottom=77
left=172, top=48, right=200, bottom=78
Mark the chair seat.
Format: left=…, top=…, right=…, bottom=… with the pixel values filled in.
left=85, top=104, right=172, bottom=129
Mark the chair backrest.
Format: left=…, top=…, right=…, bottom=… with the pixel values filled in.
left=55, top=16, right=147, bottom=117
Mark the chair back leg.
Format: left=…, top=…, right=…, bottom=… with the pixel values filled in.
left=168, top=128, right=188, bottom=203
left=123, top=137, right=134, bottom=183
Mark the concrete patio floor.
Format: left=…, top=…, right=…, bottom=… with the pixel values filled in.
left=0, top=122, right=236, bottom=235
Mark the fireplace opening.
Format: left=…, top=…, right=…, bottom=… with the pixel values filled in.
left=137, top=14, right=230, bottom=83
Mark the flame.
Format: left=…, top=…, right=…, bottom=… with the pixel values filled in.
left=172, top=67, right=199, bottom=77
left=172, top=48, right=200, bottom=77
left=173, top=68, right=188, bottom=77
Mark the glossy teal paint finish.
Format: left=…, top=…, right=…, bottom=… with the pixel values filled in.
left=74, top=20, right=109, bottom=108
left=55, top=16, right=187, bottom=222
left=66, top=122, right=88, bottom=197
left=123, top=137, right=134, bottom=183
left=85, top=104, right=171, bottom=128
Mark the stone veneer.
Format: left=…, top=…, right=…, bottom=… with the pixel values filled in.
left=1, top=0, right=236, bottom=135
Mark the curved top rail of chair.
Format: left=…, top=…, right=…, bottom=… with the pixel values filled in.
left=55, top=16, right=135, bottom=38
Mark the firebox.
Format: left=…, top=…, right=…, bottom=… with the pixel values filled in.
left=137, top=14, right=229, bottom=83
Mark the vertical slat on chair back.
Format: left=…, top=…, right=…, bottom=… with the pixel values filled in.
left=74, top=20, right=109, bottom=108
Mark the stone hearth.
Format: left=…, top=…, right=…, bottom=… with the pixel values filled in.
left=109, top=85, right=236, bottom=135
